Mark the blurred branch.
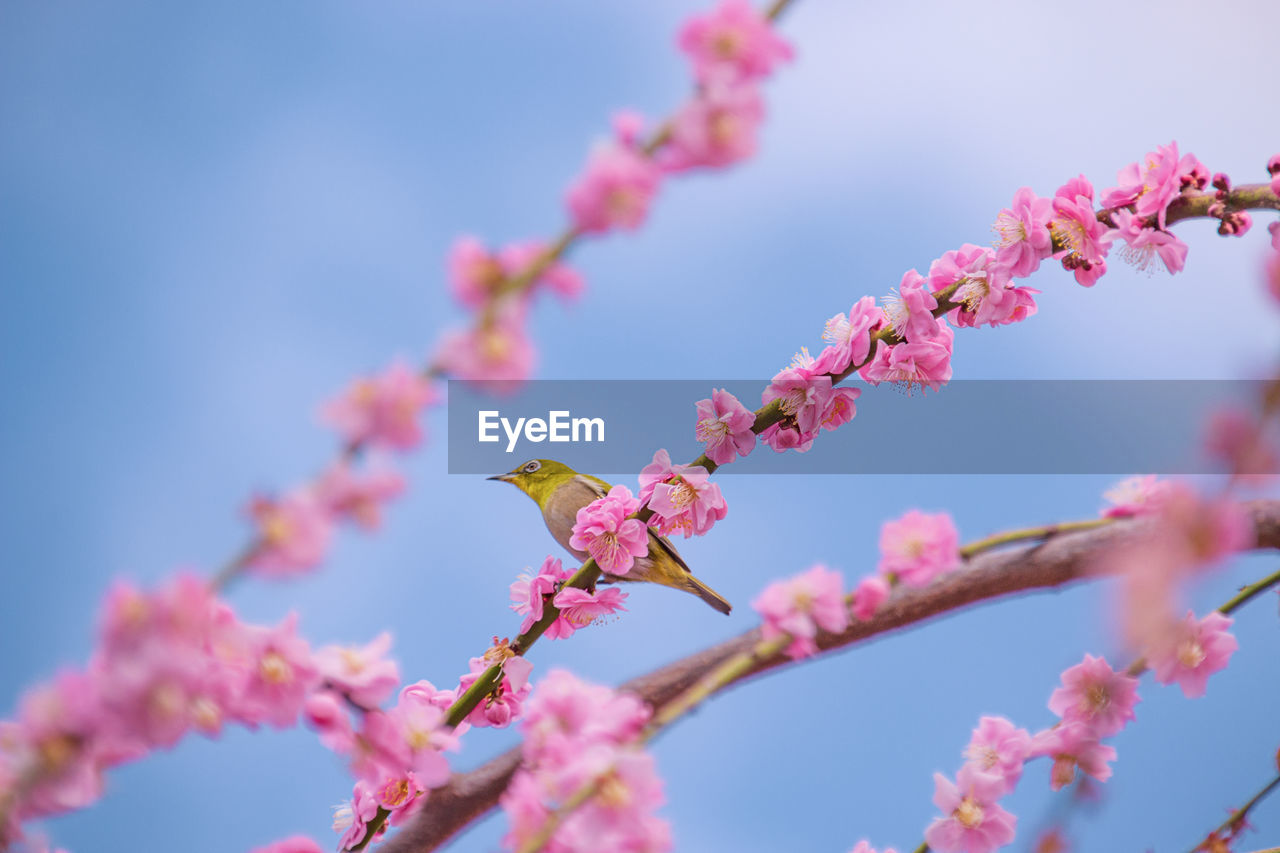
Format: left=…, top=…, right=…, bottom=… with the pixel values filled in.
left=378, top=499, right=1280, bottom=852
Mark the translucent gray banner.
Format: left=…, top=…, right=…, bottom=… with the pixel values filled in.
left=446, top=380, right=1275, bottom=475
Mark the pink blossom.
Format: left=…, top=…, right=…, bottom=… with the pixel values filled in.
left=333, top=780, right=380, bottom=850
left=434, top=301, right=536, bottom=385
left=753, top=564, right=849, bottom=659
left=646, top=463, right=727, bottom=539
left=569, top=485, right=649, bottom=574
left=1204, top=407, right=1278, bottom=480
left=664, top=82, right=764, bottom=171
left=304, top=689, right=355, bottom=753
left=1100, top=141, right=1185, bottom=228
left=818, top=386, right=861, bottom=432
left=694, top=388, right=757, bottom=465
left=1177, top=152, right=1209, bottom=190
left=992, top=187, right=1054, bottom=277
left=457, top=654, right=533, bottom=728
left=1109, top=209, right=1188, bottom=275
left=859, top=320, right=954, bottom=393
left=849, top=843, right=898, bottom=853
left=234, top=614, right=320, bottom=729
left=850, top=575, right=889, bottom=621
left=446, top=236, right=508, bottom=307
left=677, top=0, right=793, bottom=84
left=246, top=490, right=335, bottom=576
left=1154, top=483, right=1252, bottom=566
left=252, top=837, right=324, bottom=853
left=822, top=296, right=882, bottom=373
left=323, top=360, right=437, bottom=451
left=964, top=716, right=1031, bottom=794
left=1047, top=654, right=1138, bottom=737
left=510, top=556, right=573, bottom=634
left=758, top=421, right=816, bottom=453
left=521, top=670, right=650, bottom=765
left=1030, top=723, right=1116, bottom=790
left=763, top=360, right=834, bottom=434
left=1148, top=611, right=1237, bottom=698
left=378, top=773, right=428, bottom=826
left=565, top=143, right=662, bottom=234
left=924, top=765, right=1017, bottom=853
left=1100, top=475, right=1172, bottom=518
left=877, top=510, right=960, bottom=587
left=553, top=587, right=628, bottom=633
left=882, top=269, right=940, bottom=342
left=314, top=632, right=400, bottom=708
left=929, top=245, right=1032, bottom=328
left=448, top=237, right=585, bottom=307
left=498, top=241, right=585, bottom=302
left=1050, top=179, right=1112, bottom=287
left=315, top=462, right=405, bottom=531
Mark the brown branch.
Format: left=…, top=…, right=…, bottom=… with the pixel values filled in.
left=377, top=499, right=1280, bottom=852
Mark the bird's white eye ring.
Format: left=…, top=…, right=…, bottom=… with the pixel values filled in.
left=524, top=460, right=541, bottom=473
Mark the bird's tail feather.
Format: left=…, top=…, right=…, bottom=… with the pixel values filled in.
left=685, top=575, right=732, bottom=615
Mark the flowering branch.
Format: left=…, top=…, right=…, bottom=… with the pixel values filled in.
left=377, top=500, right=1280, bottom=852
left=1189, top=769, right=1280, bottom=853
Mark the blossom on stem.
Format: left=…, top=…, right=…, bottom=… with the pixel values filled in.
left=1099, top=141, right=1186, bottom=228
left=850, top=575, right=890, bottom=621
left=552, top=588, right=629, bottom=635
left=859, top=320, right=954, bottom=393
left=510, top=556, right=574, bottom=634
left=1047, top=654, right=1138, bottom=737
left=924, top=765, right=1017, bottom=853
left=569, top=486, right=649, bottom=574
left=315, top=462, right=405, bottom=531
left=1109, top=209, right=1188, bottom=275
left=1148, top=611, right=1237, bottom=698
left=753, top=564, right=849, bottom=659
left=992, top=187, right=1053, bottom=277
left=1030, top=723, right=1116, bottom=790
left=963, top=716, right=1031, bottom=794
left=435, top=301, right=536, bottom=385
left=677, top=0, right=793, bottom=84
left=323, top=361, right=437, bottom=451
left=822, top=296, right=882, bottom=373
left=1051, top=177, right=1112, bottom=287
left=664, top=82, right=764, bottom=172
left=565, top=143, right=662, bottom=234
left=694, top=388, right=756, bottom=465
left=644, top=458, right=727, bottom=539
left=246, top=490, right=335, bottom=576
left=877, top=510, right=960, bottom=587
left=313, top=632, right=400, bottom=709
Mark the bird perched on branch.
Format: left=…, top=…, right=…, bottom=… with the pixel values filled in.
left=489, top=458, right=732, bottom=614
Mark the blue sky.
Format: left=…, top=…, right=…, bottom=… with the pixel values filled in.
left=2, top=1, right=1278, bottom=851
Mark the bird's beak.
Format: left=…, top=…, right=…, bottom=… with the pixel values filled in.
left=487, top=472, right=516, bottom=482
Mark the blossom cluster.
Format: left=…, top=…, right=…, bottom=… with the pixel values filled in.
left=500, top=671, right=669, bottom=853
left=686, top=145, right=1280, bottom=469
left=437, top=0, right=794, bottom=384
left=751, top=508, right=961, bottom=660
left=510, top=556, right=630, bottom=640
left=0, top=575, right=325, bottom=845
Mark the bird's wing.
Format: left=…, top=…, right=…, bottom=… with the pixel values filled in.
left=571, top=474, right=609, bottom=499
left=646, top=527, right=693, bottom=575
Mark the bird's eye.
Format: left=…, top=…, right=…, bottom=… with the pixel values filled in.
left=524, top=460, right=541, bottom=473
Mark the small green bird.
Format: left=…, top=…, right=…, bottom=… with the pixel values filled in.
left=488, top=459, right=732, bottom=614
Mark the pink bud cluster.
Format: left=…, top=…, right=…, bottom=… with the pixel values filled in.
left=500, top=671, right=669, bottom=853
left=0, top=575, right=323, bottom=839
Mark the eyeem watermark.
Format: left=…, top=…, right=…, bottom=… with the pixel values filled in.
left=478, top=410, right=606, bottom=453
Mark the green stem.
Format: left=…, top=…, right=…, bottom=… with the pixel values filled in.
left=1218, top=566, right=1280, bottom=616
left=959, top=519, right=1113, bottom=560
left=1188, top=773, right=1280, bottom=853
left=349, top=807, right=391, bottom=852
